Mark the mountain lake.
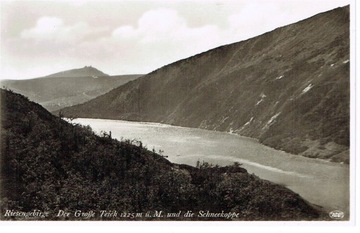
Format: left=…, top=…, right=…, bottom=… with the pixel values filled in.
left=72, top=118, right=350, bottom=216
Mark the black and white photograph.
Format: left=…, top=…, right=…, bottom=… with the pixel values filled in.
left=0, top=0, right=355, bottom=225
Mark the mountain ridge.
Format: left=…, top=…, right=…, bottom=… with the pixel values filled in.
left=58, top=6, right=350, bottom=163
left=1, top=67, right=142, bottom=111
left=45, top=65, right=109, bottom=78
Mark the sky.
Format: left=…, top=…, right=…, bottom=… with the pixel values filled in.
left=0, top=0, right=351, bottom=80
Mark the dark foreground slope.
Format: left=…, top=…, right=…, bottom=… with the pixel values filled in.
left=59, top=6, right=350, bottom=163
left=0, top=89, right=320, bottom=220
left=1, top=66, right=141, bottom=111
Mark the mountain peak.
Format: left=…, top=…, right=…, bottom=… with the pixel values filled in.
left=45, top=66, right=109, bottom=78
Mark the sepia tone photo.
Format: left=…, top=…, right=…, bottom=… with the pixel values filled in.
left=0, top=0, right=353, bottom=222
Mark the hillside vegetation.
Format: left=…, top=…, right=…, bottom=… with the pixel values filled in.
left=59, top=6, right=350, bottom=163
left=0, top=89, right=321, bottom=220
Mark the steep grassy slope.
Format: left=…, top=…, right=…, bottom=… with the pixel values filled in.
left=59, top=6, right=350, bottom=163
left=0, top=89, right=321, bottom=220
left=1, top=67, right=141, bottom=111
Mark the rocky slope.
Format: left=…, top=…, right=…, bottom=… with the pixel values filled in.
left=1, top=66, right=141, bottom=111
left=0, top=89, right=321, bottom=220
left=59, top=6, right=350, bottom=163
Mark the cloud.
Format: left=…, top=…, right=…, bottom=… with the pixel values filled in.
left=227, top=2, right=301, bottom=40
left=21, top=17, right=64, bottom=40
left=139, top=8, right=186, bottom=34
left=112, top=26, right=138, bottom=39
left=21, top=16, right=108, bottom=44
left=112, top=8, right=188, bottom=44
left=1, top=0, right=350, bottom=79
left=108, top=8, right=231, bottom=72
left=5, top=5, right=332, bottom=78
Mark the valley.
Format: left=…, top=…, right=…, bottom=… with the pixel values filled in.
left=0, top=89, right=322, bottom=220
left=0, top=2, right=351, bottom=222
left=73, top=118, right=350, bottom=215
left=58, top=6, right=350, bottom=163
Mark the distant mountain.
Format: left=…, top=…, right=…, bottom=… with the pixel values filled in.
left=1, top=66, right=142, bottom=111
left=45, top=66, right=109, bottom=78
left=0, top=89, right=321, bottom=220
left=59, top=6, right=350, bottom=163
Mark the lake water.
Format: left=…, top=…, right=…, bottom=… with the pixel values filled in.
left=73, top=118, right=350, bottom=216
